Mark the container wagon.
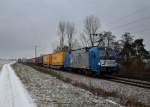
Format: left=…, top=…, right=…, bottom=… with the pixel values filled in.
left=32, top=58, right=36, bottom=64
left=19, top=47, right=118, bottom=76
left=51, top=51, right=66, bottom=69
left=43, top=54, right=52, bottom=67
left=35, top=56, right=43, bottom=66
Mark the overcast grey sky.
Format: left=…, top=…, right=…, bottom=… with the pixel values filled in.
left=0, top=0, right=150, bottom=58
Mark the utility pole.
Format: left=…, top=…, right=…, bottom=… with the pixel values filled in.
left=35, top=45, right=37, bottom=58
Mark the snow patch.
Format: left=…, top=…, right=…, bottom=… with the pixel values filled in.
left=105, top=99, right=124, bottom=107
left=0, top=63, right=36, bottom=107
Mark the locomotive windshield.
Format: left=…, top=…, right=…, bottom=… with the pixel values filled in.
left=100, top=49, right=106, bottom=59
left=100, top=48, right=116, bottom=60
left=106, top=48, right=116, bottom=59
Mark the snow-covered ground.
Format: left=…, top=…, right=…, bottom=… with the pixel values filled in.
left=1, top=62, right=149, bottom=107
left=13, top=63, right=123, bottom=107
left=0, top=60, right=10, bottom=70
left=0, top=63, right=36, bottom=107
left=0, top=59, right=12, bottom=65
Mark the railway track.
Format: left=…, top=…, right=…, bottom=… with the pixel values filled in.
left=25, top=64, right=150, bottom=89
left=104, top=75, right=150, bottom=89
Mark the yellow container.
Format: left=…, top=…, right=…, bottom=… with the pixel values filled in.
left=43, top=54, right=52, bottom=65
left=51, top=51, right=66, bottom=66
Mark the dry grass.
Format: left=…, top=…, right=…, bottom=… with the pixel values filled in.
left=119, top=61, right=150, bottom=81
left=120, top=96, right=149, bottom=107
left=122, top=61, right=145, bottom=73
left=51, top=73, right=149, bottom=107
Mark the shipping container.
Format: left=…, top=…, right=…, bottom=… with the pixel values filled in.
left=43, top=54, right=52, bottom=66
left=32, top=58, right=36, bottom=64
left=18, top=58, right=22, bottom=63
left=51, top=51, right=66, bottom=66
left=35, top=56, right=43, bottom=65
left=27, top=59, right=32, bottom=64
left=21, top=58, right=28, bottom=63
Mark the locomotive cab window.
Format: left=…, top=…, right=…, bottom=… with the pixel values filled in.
left=100, top=49, right=106, bottom=59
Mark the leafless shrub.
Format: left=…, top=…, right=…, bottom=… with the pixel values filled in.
left=120, top=96, right=146, bottom=107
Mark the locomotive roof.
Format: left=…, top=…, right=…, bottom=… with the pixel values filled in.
left=71, top=46, right=108, bottom=51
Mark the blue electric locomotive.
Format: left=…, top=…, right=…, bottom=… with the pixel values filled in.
left=64, top=47, right=118, bottom=75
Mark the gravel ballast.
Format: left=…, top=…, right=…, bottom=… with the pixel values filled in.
left=49, top=68, right=150, bottom=106
left=50, top=70, right=150, bottom=107
left=13, top=63, right=123, bottom=107
left=26, top=64, right=150, bottom=107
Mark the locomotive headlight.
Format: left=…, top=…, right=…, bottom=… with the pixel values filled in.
left=99, top=60, right=117, bottom=67
left=100, top=60, right=105, bottom=65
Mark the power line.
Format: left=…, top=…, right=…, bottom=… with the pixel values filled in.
left=108, top=5, right=150, bottom=25
left=132, top=28, right=150, bottom=34
left=110, top=19, right=150, bottom=32
left=110, top=15, right=150, bottom=30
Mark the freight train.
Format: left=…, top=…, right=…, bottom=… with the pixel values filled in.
left=19, top=47, right=118, bottom=75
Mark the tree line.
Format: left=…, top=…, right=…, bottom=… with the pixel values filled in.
left=54, top=15, right=150, bottom=63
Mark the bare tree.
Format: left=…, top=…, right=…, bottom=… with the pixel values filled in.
left=84, top=15, right=100, bottom=46
left=112, top=41, right=121, bottom=51
left=58, top=21, right=65, bottom=49
left=121, top=32, right=134, bottom=62
left=104, top=31, right=116, bottom=47
left=72, top=39, right=81, bottom=49
left=80, top=33, right=89, bottom=47
left=66, top=22, right=75, bottom=51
